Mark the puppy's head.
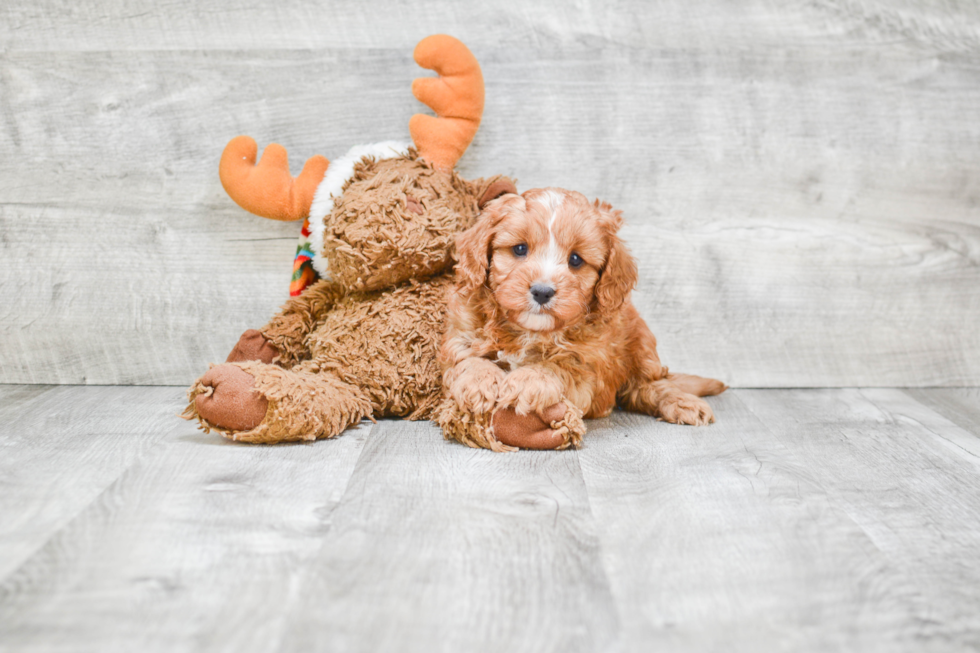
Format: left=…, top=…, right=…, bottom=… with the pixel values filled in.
left=455, top=187, right=638, bottom=332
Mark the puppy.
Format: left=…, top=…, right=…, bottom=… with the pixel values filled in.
left=439, top=187, right=726, bottom=450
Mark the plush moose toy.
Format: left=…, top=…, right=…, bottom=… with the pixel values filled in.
left=183, top=35, right=587, bottom=450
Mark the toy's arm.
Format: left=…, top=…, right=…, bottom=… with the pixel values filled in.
left=226, top=279, right=344, bottom=368
left=257, top=279, right=345, bottom=367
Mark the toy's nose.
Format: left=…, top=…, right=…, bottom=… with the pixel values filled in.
left=530, top=284, right=556, bottom=306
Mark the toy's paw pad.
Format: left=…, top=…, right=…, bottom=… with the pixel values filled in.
left=226, top=329, right=278, bottom=364
left=492, top=403, right=569, bottom=450
left=195, top=364, right=269, bottom=432
left=659, top=393, right=714, bottom=426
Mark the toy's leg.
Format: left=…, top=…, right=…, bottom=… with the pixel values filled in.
left=183, top=360, right=373, bottom=443
left=491, top=402, right=585, bottom=450
left=436, top=396, right=583, bottom=452
left=619, top=376, right=716, bottom=426
left=190, top=363, right=269, bottom=431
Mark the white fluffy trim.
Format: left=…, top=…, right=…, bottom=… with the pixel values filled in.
left=307, top=140, right=411, bottom=278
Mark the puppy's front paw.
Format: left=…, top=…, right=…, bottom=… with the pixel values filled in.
left=497, top=366, right=565, bottom=416
left=450, top=359, right=506, bottom=414
left=659, top=393, right=715, bottom=426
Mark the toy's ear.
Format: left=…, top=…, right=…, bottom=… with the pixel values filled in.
left=468, top=175, right=518, bottom=209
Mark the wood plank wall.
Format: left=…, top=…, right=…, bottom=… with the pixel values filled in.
left=1, top=0, right=978, bottom=386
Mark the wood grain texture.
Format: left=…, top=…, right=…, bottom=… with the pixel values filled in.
left=738, top=388, right=980, bottom=651
left=0, top=385, right=371, bottom=653
left=2, top=385, right=980, bottom=651
left=904, top=388, right=980, bottom=440
left=577, top=392, right=927, bottom=652
left=276, top=419, right=618, bottom=653
left=1, top=1, right=979, bottom=386
left=867, top=388, right=980, bottom=462
left=0, top=386, right=177, bottom=578
left=3, top=0, right=979, bottom=54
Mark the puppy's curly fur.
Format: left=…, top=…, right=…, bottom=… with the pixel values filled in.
left=439, top=188, right=726, bottom=450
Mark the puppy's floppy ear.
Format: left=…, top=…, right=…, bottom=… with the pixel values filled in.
left=455, top=193, right=519, bottom=293
left=594, top=200, right=638, bottom=311
left=455, top=206, right=497, bottom=294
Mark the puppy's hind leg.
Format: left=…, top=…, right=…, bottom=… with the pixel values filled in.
left=665, top=372, right=728, bottom=397
left=620, top=377, right=716, bottom=426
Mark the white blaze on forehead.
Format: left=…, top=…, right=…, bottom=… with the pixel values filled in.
left=537, top=189, right=565, bottom=215
left=536, top=190, right=566, bottom=282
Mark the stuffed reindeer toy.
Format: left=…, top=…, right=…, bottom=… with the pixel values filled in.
left=183, top=35, right=587, bottom=448
left=185, top=35, right=724, bottom=451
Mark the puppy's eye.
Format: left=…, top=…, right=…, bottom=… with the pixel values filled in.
left=512, top=243, right=528, bottom=257
left=569, top=252, right=584, bottom=268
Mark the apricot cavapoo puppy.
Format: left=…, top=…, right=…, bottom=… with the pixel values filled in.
left=440, top=187, right=726, bottom=450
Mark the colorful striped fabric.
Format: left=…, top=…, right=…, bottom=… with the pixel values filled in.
left=290, top=217, right=319, bottom=296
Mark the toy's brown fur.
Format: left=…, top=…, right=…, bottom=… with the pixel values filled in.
left=183, top=151, right=519, bottom=444
left=318, top=155, right=482, bottom=292
left=184, top=35, right=588, bottom=450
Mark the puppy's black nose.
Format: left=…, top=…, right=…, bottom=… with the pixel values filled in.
left=530, top=284, right=556, bottom=306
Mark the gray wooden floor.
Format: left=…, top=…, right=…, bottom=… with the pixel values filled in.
left=1, top=386, right=978, bottom=652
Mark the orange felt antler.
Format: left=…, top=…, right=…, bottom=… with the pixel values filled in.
left=410, top=35, right=484, bottom=171
left=218, top=135, right=330, bottom=221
